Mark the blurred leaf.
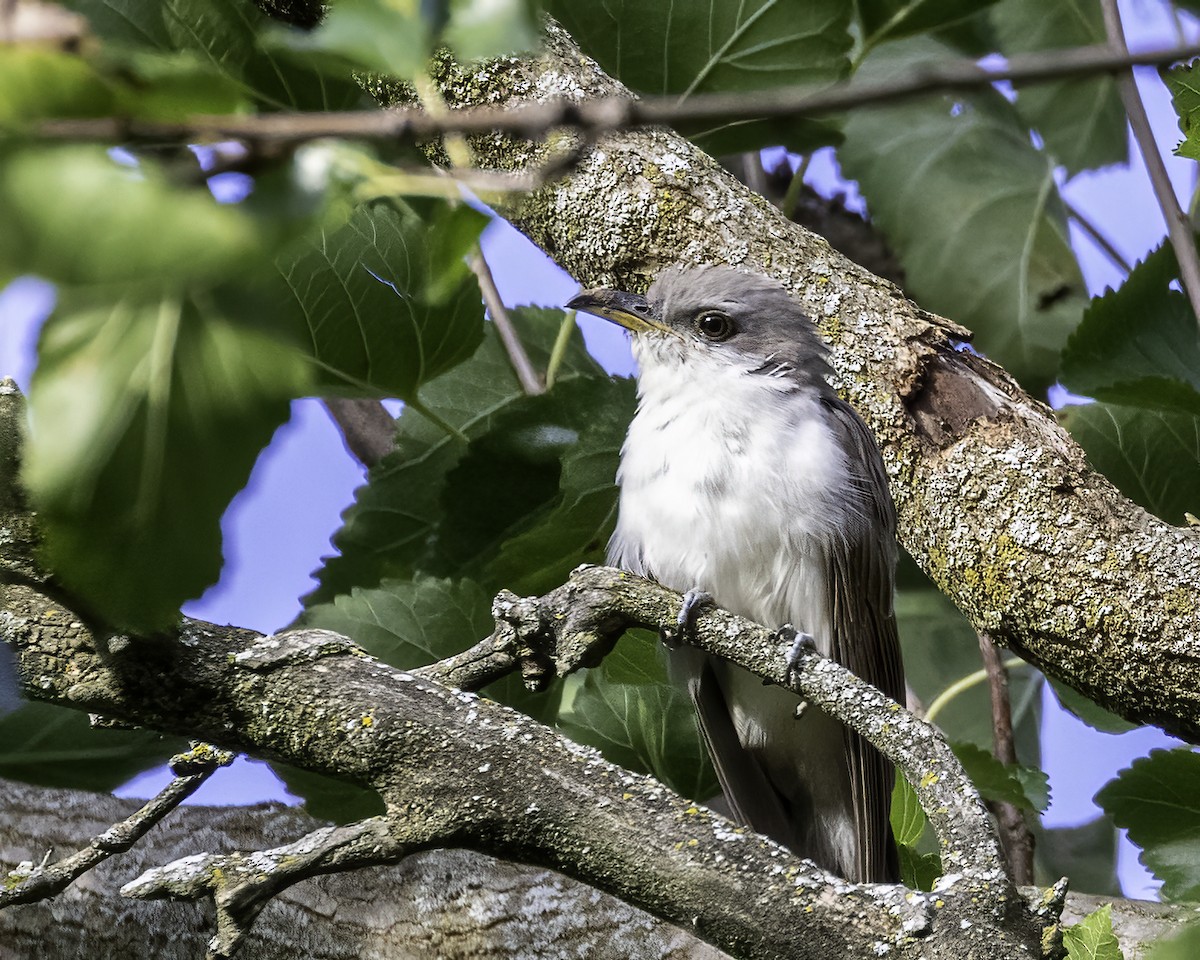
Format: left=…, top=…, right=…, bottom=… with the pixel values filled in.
left=268, top=0, right=428, bottom=77
left=268, top=761, right=385, bottom=824
left=444, top=0, right=540, bottom=63
left=1063, top=903, right=1124, bottom=960
left=1163, top=62, right=1200, bottom=162
left=1035, top=817, right=1120, bottom=897
left=0, top=48, right=116, bottom=124
left=308, top=308, right=605, bottom=604
left=951, top=741, right=1050, bottom=812
left=0, top=146, right=265, bottom=286
left=990, top=0, right=1125, bottom=173
left=270, top=199, right=488, bottom=398
left=858, top=0, right=1000, bottom=46
left=1059, top=403, right=1200, bottom=526
left=25, top=294, right=310, bottom=631
left=62, top=0, right=364, bottom=110
left=1061, top=244, right=1200, bottom=418
left=558, top=633, right=717, bottom=801
left=547, top=0, right=851, bottom=153
left=1096, top=748, right=1200, bottom=901
left=890, top=773, right=926, bottom=846
left=839, top=36, right=1086, bottom=392
left=0, top=701, right=182, bottom=790
left=1147, top=922, right=1200, bottom=960
left=1049, top=678, right=1138, bottom=735
left=896, top=586, right=1042, bottom=765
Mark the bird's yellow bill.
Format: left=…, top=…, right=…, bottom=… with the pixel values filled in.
left=566, top=288, right=671, bottom=335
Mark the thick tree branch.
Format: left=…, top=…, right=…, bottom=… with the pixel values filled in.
left=321, top=398, right=396, bottom=468
left=410, top=24, right=1200, bottom=744
left=28, top=42, right=1200, bottom=148
left=1, top=779, right=729, bottom=959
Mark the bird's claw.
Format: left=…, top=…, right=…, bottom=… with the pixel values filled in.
left=779, top=624, right=817, bottom=689
left=661, top=588, right=713, bottom=649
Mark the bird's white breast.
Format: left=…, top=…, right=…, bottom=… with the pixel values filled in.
left=609, top=339, right=853, bottom=647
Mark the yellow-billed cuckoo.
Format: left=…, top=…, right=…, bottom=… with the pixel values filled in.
left=567, top=264, right=904, bottom=883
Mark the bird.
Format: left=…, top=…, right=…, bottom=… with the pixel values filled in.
left=566, top=264, right=905, bottom=883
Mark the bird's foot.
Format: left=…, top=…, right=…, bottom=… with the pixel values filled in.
left=661, top=589, right=713, bottom=649
left=779, top=624, right=817, bottom=719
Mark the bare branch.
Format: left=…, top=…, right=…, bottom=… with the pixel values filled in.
left=321, top=398, right=396, bottom=469
left=29, top=42, right=1200, bottom=148
left=469, top=249, right=544, bottom=395
left=0, top=743, right=233, bottom=908
left=1101, top=0, right=1200, bottom=325
left=978, top=633, right=1035, bottom=886
left=1065, top=199, right=1134, bottom=275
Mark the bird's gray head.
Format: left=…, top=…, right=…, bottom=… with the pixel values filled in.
left=567, top=265, right=833, bottom=391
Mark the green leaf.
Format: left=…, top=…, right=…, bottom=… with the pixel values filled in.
left=445, top=375, right=635, bottom=596
left=990, top=0, right=1126, bottom=173
left=1147, top=922, right=1200, bottom=960
left=1049, top=678, right=1138, bottom=735
left=897, top=844, right=942, bottom=890
left=950, top=741, right=1050, bottom=812
left=268, top=761, right=385, bottom=824
left=1163, top=62, right=1200, bottom=162
left=558, top=633, right=717, bottom=802
left=890, top=773, right=927, bottom=846
left=1096, top=748, right=1200, bottom=901
left=24, top=294, right=311, bottom=631
left=0, top=701, right=183, bottom=791
left=308, top=308, right=605, bottom=604
left=444, top=0, right=540, bottom=63
left=838, top=36, right=1086, bottom=392
left=0, top=146, right=266, bottom=287
left=896, top=586, right=1042, bottom=764
left=1063, top=904, right=1124, bottom=960
left=271, top=199, right=488, bottom=398
left=1059, top=402, right=1200, bottom=526
left=0, top=48, right=117, bottom=125
left=62, top=0, right=364, bottom=111
left=858, top=0, right=1001, bottom=47
left=1061, top=244, right=1200, bottom=418
left=267, top=0, right=429, bottom=78
left=546, top=0, right=852, bottom=153
left=1035, top=817, right=1120, bottom=897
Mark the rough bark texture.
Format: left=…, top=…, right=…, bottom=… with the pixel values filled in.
left=387, top=24, right=1200, bottom=742
left=1, top=781, right=1189, bottom=960
left=0, top=780, right=725, bottom=959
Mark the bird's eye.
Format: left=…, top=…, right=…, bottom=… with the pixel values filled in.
left=694, top=311, right=734, bottom=341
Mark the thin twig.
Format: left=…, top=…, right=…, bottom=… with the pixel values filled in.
left=1101, top=0, right=1200, bottom=328
left=925, top=657, right=1026, bottom=725
left=544, top=310, right=577, bottom=391
left=469, top=249, right=544, bottom=396
left=1065, top=199, right=1133, bottom=274
left=781, top=153, right=814, bottom=221
left=31, top=42, right=1200, bottom=147
left=977, top=632, right=1035, bottom=886
left=321, top=397, right=396, bottom=468
left=0, top=743, right=234, bottom=907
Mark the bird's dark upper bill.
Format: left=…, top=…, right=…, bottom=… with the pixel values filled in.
left=566, top=288, right=670, bottom=334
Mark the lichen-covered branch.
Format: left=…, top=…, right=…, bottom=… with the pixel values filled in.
left=0, top=744, right=232, bottom=908
left=414, top=25, right=1200, bottom=743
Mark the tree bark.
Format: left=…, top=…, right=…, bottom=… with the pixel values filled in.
left=378, top=22, right=1200, bottom=742
left=0, top=779, right=725, bottom=960
left=1, top=780, right=1189, bottom=960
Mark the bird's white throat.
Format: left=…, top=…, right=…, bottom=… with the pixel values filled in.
left=608, top=336, right=854, bottom=646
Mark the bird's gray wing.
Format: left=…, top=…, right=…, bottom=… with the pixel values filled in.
left=821, top=396, right=906, bottom=883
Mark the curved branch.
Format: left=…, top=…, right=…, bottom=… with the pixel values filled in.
left=417, top=24, right=1200, bottom=743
